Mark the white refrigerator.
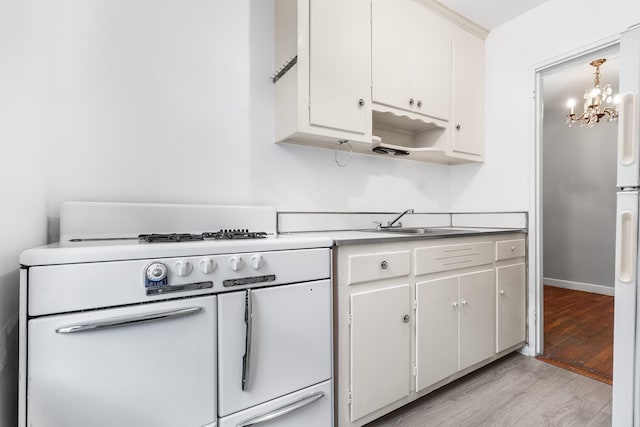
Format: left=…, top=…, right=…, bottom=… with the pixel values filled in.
left=613, top=23, right=640, bottom=427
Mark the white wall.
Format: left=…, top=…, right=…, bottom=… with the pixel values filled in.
left=0, top=1, right=48, bottom=425
left=44, top=0, right=451, bottom=229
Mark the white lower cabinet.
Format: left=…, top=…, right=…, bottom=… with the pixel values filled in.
left=349, top=283, right=411, bottom=421
left=496, top=263, right=527, bottom=352
left=336, top=234, right=526, bottom=427
left=416, top=270, right=495, bottom=392
left=459, top=270, right=496, bottom=370
left=416, top=277, right=458, bottom=390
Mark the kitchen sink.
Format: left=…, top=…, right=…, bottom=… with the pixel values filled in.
left=372, top=227, right=469, bottom=235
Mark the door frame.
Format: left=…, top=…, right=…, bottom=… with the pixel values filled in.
left=530, top=34, right=621, bottom=356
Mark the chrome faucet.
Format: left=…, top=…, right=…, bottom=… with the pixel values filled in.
left=377, top=209, right=414, bottom=229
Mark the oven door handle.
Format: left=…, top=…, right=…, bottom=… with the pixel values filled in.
left=55, top=307, right=202, bottom=334
left=242, top=289, right=253, bottom=391
left=237, top=391, right=325, bottom=427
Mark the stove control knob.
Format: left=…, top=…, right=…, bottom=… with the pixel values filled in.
left=199, top=257, right=217, bottom=274
left=250, top=255, right=264, bottom=270
left=174, top=260, right=193, bottom=277
left=228, top=256, right=244, bottom=272
left=146, top=262, right=168, bottom=282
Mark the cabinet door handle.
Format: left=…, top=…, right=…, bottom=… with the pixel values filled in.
left=380, top=260, right=388, bottom=270
left=452, top=302, right=459, bottom=308
left=461, top=300, right=468, bottom=305
left=358, top=98, right=365, bottom=107
left=403, top=314, right=410, bottom=323
left=417, top=100, right=422, bottom=108
left=55, top=307, right=202, bottom=334
left=456, top=124, right=461, bottom=131
left=409, top=98, right=415, bottom=106
left=499, top=290, right=505, bottom=295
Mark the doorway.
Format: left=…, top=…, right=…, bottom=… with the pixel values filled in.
left=536, top=46, right=620, bottom=384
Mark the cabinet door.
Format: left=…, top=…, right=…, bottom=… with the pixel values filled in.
left=415, top=277, right=459, bottom=392
left=459, top=269, right=496, bottom=370
left=413, top=3, right=451, bottom=121
left=496, top=263, right=526, bottom=352
left=350, top=283, right=411, bottom=421
left=371, top=0, right=413, bottom=111
left=451, top=27, right=484, bottom=156
left=309, top=0, right=370, bottom=135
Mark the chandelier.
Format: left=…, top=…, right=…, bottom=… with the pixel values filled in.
left=566, top=58, right=619, bottom=127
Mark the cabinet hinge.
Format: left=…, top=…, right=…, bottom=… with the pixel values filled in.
left=347, top=390, right=352, bottom=404
left=413, top=299, right=418, bottom=310
left=347, top=313, right=352, bottom=326
left=413, top=365, right=418, bottom=377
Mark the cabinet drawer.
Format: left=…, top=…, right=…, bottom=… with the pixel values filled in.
left=495, top=239, right=525, bottom=261
left=415, top=242, right=493, bottom=275
left=348, top=250, right=410, bottom=285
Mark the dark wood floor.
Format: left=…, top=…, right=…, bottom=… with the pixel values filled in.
left=538, top=285, right=614, bottom=384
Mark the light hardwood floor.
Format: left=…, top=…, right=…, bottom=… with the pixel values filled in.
left=365, top=353, right=612, bottom=427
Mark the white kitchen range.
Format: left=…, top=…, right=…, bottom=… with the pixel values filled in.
left=18, top=202, right=334, bottom=427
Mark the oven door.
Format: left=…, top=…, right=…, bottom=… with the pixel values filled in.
left=217, top=279, right=331, bottom=417
left=26, top=296, right=216, bottom=427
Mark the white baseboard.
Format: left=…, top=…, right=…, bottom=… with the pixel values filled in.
left=543, top=277, right=615, bottom=296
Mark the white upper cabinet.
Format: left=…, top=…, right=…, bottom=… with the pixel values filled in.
left=414, top=5, right=452, bottom=122
left=371, top=0, right=414, bottom=113
left=372, top=0, right=451, bottom=121
left=274, top=0, right=486, bottom=164
left=308, top=0, right=371, bottom=135
left=451, top=25, right=485, bottom=158
left=274, top=0, right=372, bottom=147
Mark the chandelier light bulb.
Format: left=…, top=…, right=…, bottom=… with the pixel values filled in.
left=567, top=98, right=576, bottom=114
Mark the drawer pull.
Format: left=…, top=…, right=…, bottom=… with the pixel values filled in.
left=403, top=314, right=410, bottom=323
left=381, top=260, right=388, bottom=270
left=499, top=289, right=505, bottom=295
left=510, top=246, right=516, bottom=251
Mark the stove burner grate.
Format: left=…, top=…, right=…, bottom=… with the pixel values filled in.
left=138, top=233, right=204, bottom=243
left=138, top=230, right=268, bottom=243
left=202, top=230, right=268, bottom=240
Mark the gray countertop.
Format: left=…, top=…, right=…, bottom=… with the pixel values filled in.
left=279, top=227, right=527, bottom=246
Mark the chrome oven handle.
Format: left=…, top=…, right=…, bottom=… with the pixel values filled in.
left=242, top=289, right=253, bottom=391
left=55, top=307, right=202, bottom=334
left=237, top=391, right=325, bottom=427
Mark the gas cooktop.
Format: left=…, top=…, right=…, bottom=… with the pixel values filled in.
left=138, top=230, right=268, bottom=243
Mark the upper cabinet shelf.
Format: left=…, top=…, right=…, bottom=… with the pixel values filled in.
left=273, top=0, right=486, bottom=165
